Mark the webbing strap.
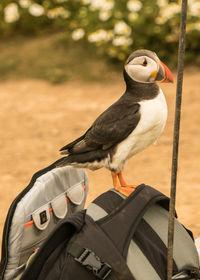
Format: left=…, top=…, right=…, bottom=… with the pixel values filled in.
left=67, top=215, right=135, bottom=280
left=98, top=184, right=168, bottom=258
left=143, top=205, right=199, bottom=271
left=134, top=218, right=177, bottom=278
left=68, top=243, right=112, bottom=280
left=127, top=240, right=161, bottom=280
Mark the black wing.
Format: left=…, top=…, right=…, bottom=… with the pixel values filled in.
left=60, top=99, right=140, bottom=154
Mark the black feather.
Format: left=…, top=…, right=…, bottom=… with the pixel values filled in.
left=57, top=149, right=109, bottom=167
left=60, top=134, right=86, bottom=153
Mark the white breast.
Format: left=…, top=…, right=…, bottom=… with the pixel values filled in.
left=109, top=88, right=168, bottom=172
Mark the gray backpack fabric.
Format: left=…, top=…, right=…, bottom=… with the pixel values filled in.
left=0, top=160, right=88, bottom=280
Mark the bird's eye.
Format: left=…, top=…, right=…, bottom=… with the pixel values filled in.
left=142, top=59, right=147, bottom=66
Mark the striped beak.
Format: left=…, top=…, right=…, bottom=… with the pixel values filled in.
left=157, top=61, right=174, bottom=83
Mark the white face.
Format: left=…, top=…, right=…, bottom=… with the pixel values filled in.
left=125, top=55, right=159, bottom=83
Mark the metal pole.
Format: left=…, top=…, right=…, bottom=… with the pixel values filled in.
left=167, top=1, right=188, bottom=279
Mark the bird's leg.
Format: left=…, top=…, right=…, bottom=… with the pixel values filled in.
left=111, top=171, right=136, bottom=197
left=111, top=172, right=119, bottom=189
left=118, top=171, right=136, bottom=189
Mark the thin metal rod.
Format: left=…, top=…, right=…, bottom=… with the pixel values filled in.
left=167, top=1, right=188, bottom=279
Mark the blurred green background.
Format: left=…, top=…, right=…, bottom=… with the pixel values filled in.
left=0, top=0, right=200, bottom=83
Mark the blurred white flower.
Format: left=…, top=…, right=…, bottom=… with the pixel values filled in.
left=195, top=22, right=200, bottom=31
left=60, top=9, right=70, bottom=18
left=187, top=21, right=200, bottom=32
left=4, top=3, right=20, bottom=23
left=112, top=36, right=133, bottom=46
left=19, top=0, right=31, bottom=9
left=102, top=0, right=114, bottom=11
left=161, top=3, right=180, bottom=18
left=88, top=29, right=112, bottom=43
left=128, top=12, right=139, bottom=22
left=127, top=0, right=142, bottom=12
left=156, top=0, right=168, bottom=8
left=87, top=0, right=114, bottom=11
left=189, top=0, right=200, bottom=17
left=29, top=3, right=44, bottom=17
left=72, top=28, right=85, bottom=40
left=47, top=7, right=70, bottom=19
left=155, top=16, right=166, bottom=25
left=105, top=30, right=114, bottom=40
left=114, top=21, right=132, bottom=36
left=99, top=10, right=111, bottom=21
left=156, top=3, right=180, bottom=24
left=82, top=0, right=91, bottom=4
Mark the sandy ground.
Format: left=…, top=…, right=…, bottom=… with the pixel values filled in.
left=0, top=69, right=200, bottom=253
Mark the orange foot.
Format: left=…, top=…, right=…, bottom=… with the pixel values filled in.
left=111, top=171, right=136, bottom=197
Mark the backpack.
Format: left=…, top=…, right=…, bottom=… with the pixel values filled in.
left=0, top=160, right=88, bottom=280
left=19, top=184, right=200, bottom=280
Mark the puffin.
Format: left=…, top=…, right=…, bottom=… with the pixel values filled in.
left=58, top=49, right=173, bottom=196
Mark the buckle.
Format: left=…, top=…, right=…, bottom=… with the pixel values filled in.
left=172, top=268, right=200, bottom=279
left=75, top=248, right=112, bottom=279
left=95, top=263, right=112, bottom=280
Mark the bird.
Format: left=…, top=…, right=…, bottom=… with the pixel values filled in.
left=57, top=49, right=173, bottom=196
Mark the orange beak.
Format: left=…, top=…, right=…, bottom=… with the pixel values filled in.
left=160, top=61, right=174, bottom=83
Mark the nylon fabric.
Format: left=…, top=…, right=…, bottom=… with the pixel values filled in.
left=127, top=240, right=161, bottom=280
left=51, top=193, right=68, bottom=219
left=92, top=190, right=124, bottom=214
left=98, top=185, right=166, bottom=257
left=21, top=211, right=85, bottom=280
left=19, top=214, right=62, bottom=266
left=143, top=205, right=199, bottom=270
left=2, top=166, right=88, bottom=280
left=66, top=183, right=85, bottom=205
left=86, top=203, right=108, bottom=221
left=133, top=218, right=177, bottom=278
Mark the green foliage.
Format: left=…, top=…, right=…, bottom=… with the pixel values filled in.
left=0, top=34, right=119, bottom=83
left=0, top=0, right=200, bottom=66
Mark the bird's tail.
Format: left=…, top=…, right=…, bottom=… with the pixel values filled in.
left=56, top=156, right=74, bottom=167
left=56, top=149, right=109, bottom=168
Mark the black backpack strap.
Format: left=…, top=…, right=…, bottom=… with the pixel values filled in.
left=21, top=211, right=85, bottom=280
left=68, top=242, right=112, bottom=280
left=98, top=184, right=169, bottom=258
left=67, top=215, right=135, bottom=280
left=92, top=190, right=124, bottom=214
